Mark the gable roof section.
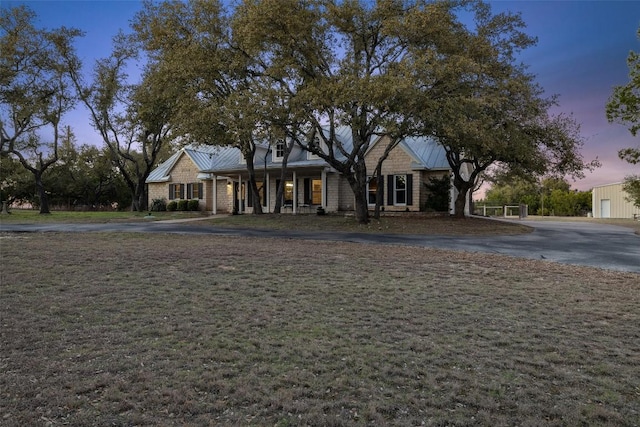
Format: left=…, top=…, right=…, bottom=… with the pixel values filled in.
left=146, top=144, right=239, bottom=183
left=146, top=150, right=183, bottom=183
left=401, top=136, right=450, bottom=170
left=366, top=134, right=450, bottom=171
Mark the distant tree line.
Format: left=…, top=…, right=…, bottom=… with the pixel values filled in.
left=478, top=177, right=592, bottom=217
left=0, top=127, right=132, bottom=210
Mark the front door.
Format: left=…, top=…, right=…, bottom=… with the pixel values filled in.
left=600, top=199, right=611, bottom=218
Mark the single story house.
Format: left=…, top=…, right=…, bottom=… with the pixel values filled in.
left=147, top=130, right=468, bottom=215
left=592, top=182, right=640, bottom=219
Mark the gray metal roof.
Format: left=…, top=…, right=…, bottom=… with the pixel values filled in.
left=146, top=131, right=449, bottom=183
left=401, top=136, right=450, bottom=170
left=146, top=150, right=181, bottom=183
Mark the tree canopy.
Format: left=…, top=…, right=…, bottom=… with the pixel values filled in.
left=606, top=26, right=640, bottom=209
left=62, top=29, right=179, bottom=212
left=0, top=6, right=83, bottom=213
left=2, top=1, right=598, bottom=219
left=135, top=0, right=594, bottom=222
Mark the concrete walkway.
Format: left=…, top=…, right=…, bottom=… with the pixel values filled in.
left=1, top=217, right=638, bottom=274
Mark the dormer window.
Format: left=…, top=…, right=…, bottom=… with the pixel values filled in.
left=272, top=140, right=285, bottom=162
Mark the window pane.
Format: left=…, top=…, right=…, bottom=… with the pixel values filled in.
left=171, top=184, right=181, bottom=200
left=312, top=179, right=322, bottom=204
left=395, top=175, right=406, bottom=205
left=284, top=181, right=293, bottom=204
left=368, top=178, right=377, bottom=205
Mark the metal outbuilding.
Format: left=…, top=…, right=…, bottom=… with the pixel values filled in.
left=591, top=182, right=640, bottom=219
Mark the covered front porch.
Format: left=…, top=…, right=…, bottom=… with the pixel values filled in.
left=206, top=166, right=339, bottom=215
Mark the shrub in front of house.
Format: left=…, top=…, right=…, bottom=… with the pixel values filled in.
left=167, top=201, right=177, bottom=211
left=188, top=199, right=200, bottom=211
left=151, top=198, right=167, bottom=212
left=177, top=199, right=189, bottom=211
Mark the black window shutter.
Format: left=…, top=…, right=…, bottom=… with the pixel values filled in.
left=387, top=175, right=394, bottom=205
left=179, top=184, right=185, bottom=199
left=407, top=174, right=413, bottom=205
left=379, top=175, right=384, bottom=205
left=261, top=183, right=266, bottom=206
left=187, top=183, right=192, bottom=199
left=169, top=185, right=173, bottom=200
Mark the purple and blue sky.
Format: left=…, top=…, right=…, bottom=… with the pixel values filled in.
left=4, top=0, right=640, bottom=191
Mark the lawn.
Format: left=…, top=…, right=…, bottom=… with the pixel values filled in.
left=1, top=232, right=639, bottom=426
left=0, top=209, right=208, bottom=224
left=3, top=209, right=640, bottom=236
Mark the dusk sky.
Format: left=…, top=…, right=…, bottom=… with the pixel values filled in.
left=3, top=0, right=640, bottom=192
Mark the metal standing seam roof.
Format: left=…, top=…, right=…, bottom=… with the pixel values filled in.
left=401, top=136, right=450, bottom=170
left=145, top=150, right=181, bottom=183
left=146, top=132, right=449, bottom=183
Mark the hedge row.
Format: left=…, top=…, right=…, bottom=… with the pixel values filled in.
left=151, top=198, right=200, bottom=212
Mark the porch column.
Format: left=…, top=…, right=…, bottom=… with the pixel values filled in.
left=293, top=171, right=297, bottom=214
left=238, top=174, right=243, bottom=214
left=212, top=175, right=217, bottom=215
left=265, top=172, right=270, bottom=213
left=321, top=169, right=327, bottom=208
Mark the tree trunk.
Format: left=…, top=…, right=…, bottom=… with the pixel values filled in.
left=452, top=177, right=472, bottom=219
left=273, top=140, right=293, bottom=214
left=36, top=172, right=50, bottom=214
left=453, top=190, right=467, bottom=219
left=346, top=166, right=369, bottom=224
left=273, top=175, right=285, bottom=214
left=245, top=156, right=263, bottom=214
left=372, top=163, right=383, bottom=220
left=353, top=187, right=369, bottom=224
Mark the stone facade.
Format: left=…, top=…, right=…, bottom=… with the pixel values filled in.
left=147, top=136, right=453, bottom=214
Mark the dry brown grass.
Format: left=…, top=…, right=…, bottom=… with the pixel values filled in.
left=1, top=232, right=639, bottom=426
left=198, top=213, right=533, bottom=236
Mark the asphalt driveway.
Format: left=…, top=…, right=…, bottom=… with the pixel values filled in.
left=1, top=218, right=638, bottom=273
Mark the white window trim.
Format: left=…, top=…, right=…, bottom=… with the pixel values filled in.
left=272, top=140, right=285, bottom=163
left=394, top=174, right=407, bottom=206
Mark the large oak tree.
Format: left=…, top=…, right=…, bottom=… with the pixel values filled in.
left=406, top=2, right=597, bottom=217
left=0, top=6, right=82, bottom=213
left=63, top=32, right=177, bottom=212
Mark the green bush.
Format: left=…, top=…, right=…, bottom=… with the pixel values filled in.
left=177, top=199, right=189, bottom=211
left=150, top=198, right=167, bottom=212
left=167, top=201, right=177, bottom=211
left=188, top=199, right=200, bottom=211
left=423, top=175, right=451, bottom=212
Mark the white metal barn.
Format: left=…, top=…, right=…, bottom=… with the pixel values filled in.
left=591, top=182, right=640, bottom=219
